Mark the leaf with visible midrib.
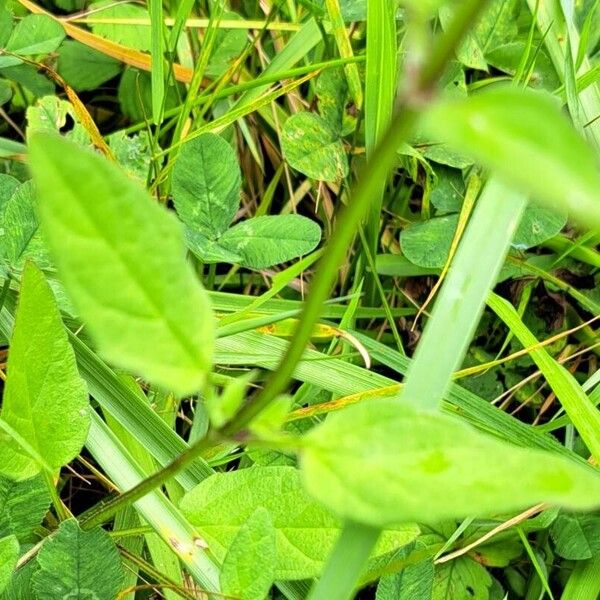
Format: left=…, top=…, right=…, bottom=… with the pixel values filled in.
left=33, top=519, right=124, bottom=600
left=281, top=112, right=348, bottom=182
left=221, top=507, right=275, bottom=600
left=180, top=466, right=419, bottom=580
left=300, top=398, right=600, bottom=527
left=0, top=262, right=89, bottom=479
left=219, top=214, right=322, bottom=269
left=172, top=133, right=241, bottom=239
left=0, top=15, right=65, bottom=68
left=28, top=133, right=215, bottom=396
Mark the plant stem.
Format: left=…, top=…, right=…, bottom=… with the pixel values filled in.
left=79, top=434, right=215, bottom=529
left=307, top=521, right=380, bottom=600
left=221, top=0, right=492, bottom=435
left=78, top=0, right=491, bottom=531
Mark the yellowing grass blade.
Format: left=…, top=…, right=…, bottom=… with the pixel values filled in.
left=18, top=0, right=195, bottom=83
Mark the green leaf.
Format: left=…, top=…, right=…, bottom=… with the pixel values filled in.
left=400, top=214, right=458, bottom=268
left=88, top=1, right=151, bottom=51
left=376, top=555, right=434, bottom=599
left=33, top=519, right=124, bottom=600
left=184, top=227, right=242, bottom=264
left=550, top=513, right=600, bottom=560
left=0, top=535, right=18, bottom=593
left=485, top=42, right=560, bottom=90
left=117, top=68, right=180, bottom=122
left=26, top=96, right=91, bottom=147
left=205, top=11, right=248, bottom=79
left=220, top=507, right=275, bottom=600
left=0, top=175, right=19, bottom=208
left=0, top=473, right=50, bottom=542
left=29, top=133, right=215, bottom=396
left=206, top=371, right=252, bottom=429
left=315, top=67, right=348, bottom=133
left=0, top=64, right=54, bottom=98
left=281, top=112, right=348, bottom=182
left=172, top=133, right=241, bottom=239
left=0, top=5, right=13, bottom=47
left=219, top=215, right=322, bottom=269
left=0, top=262, right=89, bottom=478
left=300, top=399, right=600, bottom=527
left=0, top=552, right=37, bottom=600
left=512, top=204, right=567, bottom=250
left=180, top=466, right=419, bottom=580
left=422, top=86, right=600, bottom=228
left=430, top=166, right=465, bottom=215
left=0, top=180, right=49, bottom=267
left=1, top=15, right=64, bottom=68
left=107, top=130, right=154, bottom=182
left=473, top=0, right=520, bottom=54
left=439, top=5, right=487, bottom=70
left=57, top=41, right=121, bottom=92
left=0, top=81, right=11, bottom=106
left=432, top=556, right=492, bottom=600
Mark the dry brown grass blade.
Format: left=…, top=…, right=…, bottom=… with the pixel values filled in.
left=16, top=55, right=113, bottom=157
left=45, top=67, right=113, bottom=158
left=17, top=0, right=195, bottom=83
left=434, top=504, right=546, bottom=564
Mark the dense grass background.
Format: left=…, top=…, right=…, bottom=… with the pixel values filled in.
left=0, top=0, right=599, bottom=598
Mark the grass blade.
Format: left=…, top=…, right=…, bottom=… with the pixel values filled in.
left=401, top=179, right=526, bottom=410
left=487, top=291, right=600, bottom=462
left=324, top=0, right=363, bottom=108
left=149, top=0, right=165, bottom=124
left=364, top=0, right=396, bottom=287
left=84, top=414, right=221, bottom=591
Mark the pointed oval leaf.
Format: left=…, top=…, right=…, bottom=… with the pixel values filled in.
left=220, top=507, right=275, bottom=600
left=300, top=399, right=600, bottom=527
left=28, top=133, right=214, bottom=396
left=422, top=87, right=600, bottom=228
left=172, top=133, right=241, bottom=239
left=282, top=112, right=348, bottom=182
left=219, top=214, right=322, bottom=269
left=32, top=519, right=124, bottom=600
left=5, top=15, right=65, bottom=57
left=180, top=466, right=419, bottom=580
left=0, top=262, right=89, bottom=479
left=550, top=513, right=600, bottom=560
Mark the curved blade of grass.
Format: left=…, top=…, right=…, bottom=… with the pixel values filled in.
left=487, top=291, right=600, bottom=462
left=234, top=18, right=322, bottom=110
left=17, top=0, right=195, bottom=83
